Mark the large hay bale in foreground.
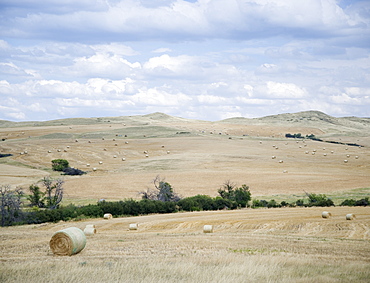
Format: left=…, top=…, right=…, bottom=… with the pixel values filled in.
left=346, top=214, right=355, bottom=220
left=104, top=213, right=112, bottom=219
left=49, top=227, right=86, bottom=256
left=203, top=225, right=213, bottom=233
left=322, top=211, right=332, bottom=218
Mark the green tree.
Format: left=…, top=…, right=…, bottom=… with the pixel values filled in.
left=28, top=184, right=45, bottom=208
left=218, top=181, right=251, bottom=207
left=51, top=159, right=69, bottom=171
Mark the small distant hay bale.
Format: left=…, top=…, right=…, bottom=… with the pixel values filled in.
left=203, top=225, right=213, bottom=233
left=88, top=140, right=91, bottom=143
left=344, top=160, right=348, bottom=163
left=144, top=150, right=148, bottom=154
left=115, top=143, right=118, bottom=146
left=93, top=167, right=97, bottom=171
left=355, top=156, right=359, bottom=159
left=113, top=155, right=117, bottom=158
left=85, top=224, right=96, bottom=228
left=113, top=138, right=115, bottom=141
left=75, top=139, right=78, bottom=142
left=84, top=226, right=96, bottom=236
left=323, top=153, right=327, bottom=156
left=103, top=148, right=107, bottom=151
left=312, top=152, right=315, bottom=155
left=283, top=170, right=288, bottom=173
left=125, top=141, right=129, bottom=144
left=49, top=227, right=86, bottom=256
left=64, top=149, right=67, bottom=152
left=346, top=214, right=355, bottom=220
left=272, top=156, right=276, bottom=159
left=279, top=160, right=283, bottom=163
left=99, top=161, right=103, bottom=164
left=346, top=154, right=350, bottom=158
left=102, top=137, right=105, bottom=140
left=322, top=211, right=332, bottom=218
left=57, top=149, right=61, bottom=152
left=305, top=151, right=309, bottom=154
left=331, top=151, right=334, bottom=154
left=104, top=213, right=112, bottom=219
left=48, top=150, right=52, bottom=153
left=66, top=146, right=70, bottom=148
left=145, top=154, right=149, bottom=158
left=122, top=157, right=126, bottom=161
left=86, top=164, right=90, bottom=167
left=167, top=151, right=170, bottom=154
left=129, top=223, right=138, bottom=230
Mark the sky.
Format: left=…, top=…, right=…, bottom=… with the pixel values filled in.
left=0, top=0, right=369, bottom=122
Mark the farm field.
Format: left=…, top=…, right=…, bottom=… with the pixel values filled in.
left=0, top=207, right=369, bottom=282
left=1, top=110, right=370, bottom=282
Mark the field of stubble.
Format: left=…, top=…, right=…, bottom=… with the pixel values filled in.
left=0, top=113, right=370, bottom=282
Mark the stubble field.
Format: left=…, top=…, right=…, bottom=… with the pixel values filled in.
left=0, top=111, right=369, bottom=282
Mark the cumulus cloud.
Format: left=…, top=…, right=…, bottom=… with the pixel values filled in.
left=0, top=0, right=369, bottom=121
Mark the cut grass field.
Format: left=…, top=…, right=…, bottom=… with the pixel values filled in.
left=1, top=111, right=370, bottom=282
left=1, top=207, right=369, bottom=282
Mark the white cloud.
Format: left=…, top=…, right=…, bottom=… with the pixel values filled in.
left=265, top=81, right=308, bottom=99
left=132, top=88, right=192, bottom=106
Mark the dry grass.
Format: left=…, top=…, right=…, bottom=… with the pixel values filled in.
left=1, top=113, right=370, bottom=282
left=1, top=207, right=370, bottom=282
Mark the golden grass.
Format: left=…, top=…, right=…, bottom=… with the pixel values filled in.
left=1, top=207, right=370, bottom=282
left=1, top=114, right=370, bottom=282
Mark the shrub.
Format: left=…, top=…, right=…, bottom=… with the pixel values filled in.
left=218, top=181, right=251, bottom=207
left=52, top=159, right=69, bottom=171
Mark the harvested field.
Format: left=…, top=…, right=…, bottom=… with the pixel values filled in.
left=1, top=111, right=370, bottom=282
left=1, top=207, right=369, bottom=282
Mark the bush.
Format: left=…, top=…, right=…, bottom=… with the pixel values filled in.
left=306, top=193, right=334, bottom=207
left=52, top=159, right=69, bottom=171
left=218, top=181, right=251, bottom=207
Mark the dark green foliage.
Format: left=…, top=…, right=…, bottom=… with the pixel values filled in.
left=27, top=185, right=45, bottom=208
left=296, top=199, right=305, bottom=207
left=252, top=199, right=268, bottom=208
left=51, top=159, right=69, bottom=171
left=340, top=197, right=369, bottom=206
left=218, top=181, right=251, bottom=208
left=306, top=193, right=334, bottom=207
left=62, top=167, right=86, bottom=176
left=267, top=199, right=279, bottom=208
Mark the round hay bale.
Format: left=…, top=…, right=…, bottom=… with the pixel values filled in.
left=85, top=224, right=96, bottom=228
left=272, top=156, right=276, bottom=159
left=103, top=213, right=112, bottom=219
left=167, top=151, right=170, bottom=154
left=322, top=211, right=332, bottom=218
left=279, top=160, right=283, bottom=163
left=122, top=157, right=126, bottom=161
left=99, top=161, right=103, bottom=164
left=344, top=160, right=348, bottom=163
left=355, top=156, right=359, bottom=159
left=346, top=214, right=355, bottom=220
left=203, top=225, right=213, bottom=233
left=93, top=168, right=97, bottom=171
left=129, top=223, right=138, bottom=230
left=83, top=227, right=96, bottom=236
left=49, top=227, right=86, bottom=256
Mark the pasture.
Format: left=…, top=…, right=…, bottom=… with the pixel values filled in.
left=1, top=111, right=370, bottom=282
